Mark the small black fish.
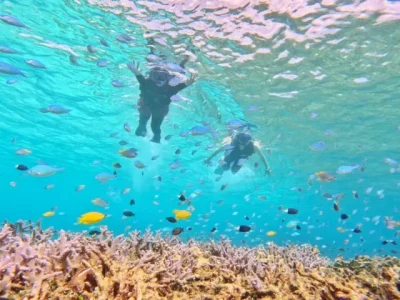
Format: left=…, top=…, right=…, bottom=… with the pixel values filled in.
left=129, top=199, right=135, bottom=205
left=216, top=176, right=222, bottom=182
left=382, top=240, right=389, bottom=245
left=352, top=190, right=359, bottom=199
left=187, top=227, right=192, bottom=231
left=191, top=150, right=197, bottom=155
left=211, top=227, right=217, bottom=233
left=172, top=227, right=184, bottom=235
left=353, top=227, right=362, bottom=233
left=123, top=211, right=135, bottom=217
left=113, top=162, right=122, bottom=168
left=296, top=225, right=301, bottom=230
left=178, top=194, right=186, bottom=201
left=157, top=176, right=162, bottom=182
left=69, top=54, right=78, bottom=65
left=100, top=38, right=109, bottom=47
left=238, top=225, right=251, bottom=232
left=87, top=45, right=96, bottom=53
left=298, top=188, right=302, bottom=193
left=393, top=241, right=398, bottom=245
left=89, top=230, right=101, bottom=236
left=221, top=184, right=228, bottom=191
left=166, top=217, right=177, bottom=223
left=340, top=214, right=349, bottom=220
left=113, top=170, right=117, bottom=176
left=175, top=149, right=181, bottom=155
left=119, top=140, right=128, bottom=146
left=391, top=249, right=398, bottom=254
left=254, top=162, right=259, bottom=168
left=245, top=216, right=250, bottom=220
left=165, top=135, right=173, bottom=141
left=333, top=201, right=340, bottom=212
left=287, top=208, right=298, bottom=215
left=15, top=164, right=28, bottom=171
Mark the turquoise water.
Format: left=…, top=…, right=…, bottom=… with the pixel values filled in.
left=1, top=0, right=400, bottom=260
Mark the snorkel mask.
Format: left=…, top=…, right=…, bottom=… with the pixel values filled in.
left=149, top=67, right=170, bottom=87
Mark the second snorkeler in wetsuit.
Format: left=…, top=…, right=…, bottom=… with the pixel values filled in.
left=204, top=132, right=271, bottom=176
left=127, top=60, right=197, bottom=143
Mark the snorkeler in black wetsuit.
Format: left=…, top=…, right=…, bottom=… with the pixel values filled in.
left=204, top=132, right=271, bottom=176
left=127, top=59, right=197, bottom=143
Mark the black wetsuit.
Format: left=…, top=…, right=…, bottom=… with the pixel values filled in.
left=215, top=134, right=255, bottom=175
left=135, top=74, right=187, bottom=141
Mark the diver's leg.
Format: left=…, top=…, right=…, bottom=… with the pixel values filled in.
left=214, top=164, right=229, bottom=175
left=136, top=98, right=150, bottom=137
left=231, top=163, right=243, bottom=174
left=150, top=105, right=169, bottom=143
left=231, top=156, right=248, bottom=174
left=214, top=156, right=231, bottom=175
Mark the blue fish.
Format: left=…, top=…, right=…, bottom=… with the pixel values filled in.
left=115, top=35, right=128, bottom=43
left=6, top=78, right=17, bottom=84
left=112, top=80, right=125, bottom=87
left=310, top=141, right=326, bottom=151
left=0, top=45, right=18, bottom=54
left=189, top=125, right=211, bottom=136
left=26, top=59, right=46, bottom=69
left=39, top=105, right=71, bottom=114
left=97, top=60, right=110, bottom=67
left=28, top=165, right=64, bottom=177
left=227, top=119, right=257, bottom=130
left=0, top=61, right=27, bottom=77
left=0, top=15, right=27, bottom=27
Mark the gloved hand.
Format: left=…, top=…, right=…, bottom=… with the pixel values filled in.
left=127, top=60, right=141, bottom=75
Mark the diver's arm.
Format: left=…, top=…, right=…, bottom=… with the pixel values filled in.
left=204, top=147, right=225, bottom=164
left=254, top=145, right=271, bottom=175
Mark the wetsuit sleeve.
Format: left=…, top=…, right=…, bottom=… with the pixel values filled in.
left=135, top=74, right=146, bottom=86
left=170, top=83, right=188, bottom=94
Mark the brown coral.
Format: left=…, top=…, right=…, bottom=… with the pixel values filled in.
left=0, top=221, right=399, bottom=300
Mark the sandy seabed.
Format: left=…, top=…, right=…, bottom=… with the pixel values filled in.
left=0, top=221, right=399, bottom=300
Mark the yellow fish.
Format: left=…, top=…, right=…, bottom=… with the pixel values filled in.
left=43, top=211, right=55, bottom=217
left=173, top=209, right=192, bottom=220
left=43, top=206, right=57, bottom=217
left=78, top=212, right=106, bottom=225
left=266, top=231, right=277, bottom=237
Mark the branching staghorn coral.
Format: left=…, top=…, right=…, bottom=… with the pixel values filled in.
left=0, top=221, right=399, bottom=300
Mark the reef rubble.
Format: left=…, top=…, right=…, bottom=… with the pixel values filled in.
left=0, top=221, right=399, bottom=300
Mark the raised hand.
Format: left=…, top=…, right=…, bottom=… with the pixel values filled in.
left=186, top=73, right=198, bottom=86
left=127, top=60, right=141, bottom=75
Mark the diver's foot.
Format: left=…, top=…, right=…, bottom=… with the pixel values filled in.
left=135, top=126, right=147, bottom=137
left=150, top=135, right=161, bottom=144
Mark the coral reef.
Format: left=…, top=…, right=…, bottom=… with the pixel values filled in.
left=0, top=220, right=399, bottom=300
